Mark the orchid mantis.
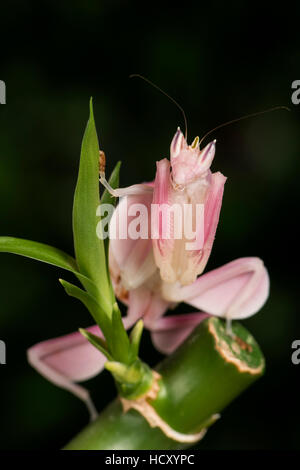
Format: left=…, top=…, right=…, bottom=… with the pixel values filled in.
left=26, top=127, right=269, bottom=419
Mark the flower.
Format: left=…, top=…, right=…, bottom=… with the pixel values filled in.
left=27, top=129, right=269, bottom=415
left=152, top=129, right=226, bottom=285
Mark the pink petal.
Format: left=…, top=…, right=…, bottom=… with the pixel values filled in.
left=27, top=315, right=137, bottom=418
left=143, top=291, right=172, bottom=329
left=164, top=257, right=269, bottom=320
left=151, top=157, right=226, bottom=285
left=27, top=325, right=105, bottom=384
left=126, top=285, right=153, bottom=324
left=151, top=158, right=176, bottom=282
left=109, top=190, right=156, bottom=292
left=172, top=169, right=226, bottom=284
left=150, top=312, right=209, bottom=354
left=195, top=171, right=226, bottom=276
left=170, top=128, right=186, bottom=159
left=27, top=325, right=105, bottom=418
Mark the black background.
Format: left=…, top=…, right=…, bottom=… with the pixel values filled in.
left=0, top=0, right=299, bottom=450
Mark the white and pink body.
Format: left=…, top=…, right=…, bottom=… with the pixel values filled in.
left=27, top=129, right=269, bottom=418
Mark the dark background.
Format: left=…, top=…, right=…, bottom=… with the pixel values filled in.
left=0, top=0, right=299, bottom=450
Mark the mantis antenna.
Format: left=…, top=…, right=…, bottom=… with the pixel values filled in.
left=129, top=74, right=188, bottom=140
left=199, top=106, right=291, bottom=148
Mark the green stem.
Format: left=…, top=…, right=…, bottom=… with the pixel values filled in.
left=64, top=317, right=265, bottom=450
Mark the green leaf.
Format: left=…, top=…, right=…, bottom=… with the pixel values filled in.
left=105, top=359, right=154, bottom=400
left=110, top=303, right=130, bottom=363
left=72, top=99, right=110, bottom=307
left=105, top=361, right=140, bottom=384
left=59, top=279, right=111, bottom=340
left=0, top=236, right=105, bottom=307
left=79, top=328, right=113, bottom=361
left=0, top=236, right=78, bottom=272
left=129, top=319, right=144, bottom=361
